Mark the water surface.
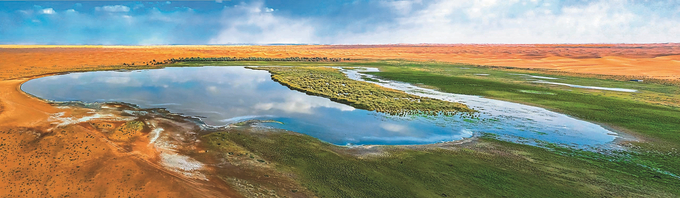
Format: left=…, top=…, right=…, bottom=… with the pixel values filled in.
left=22, top=66, right=623, bottom=148
left=532, top=80, right=638, bottom=92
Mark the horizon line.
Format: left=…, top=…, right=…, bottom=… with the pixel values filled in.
left=1, top=43, right=679, bottom=47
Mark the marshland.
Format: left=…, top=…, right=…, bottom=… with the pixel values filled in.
left=12, top=58, right=680, bottom=197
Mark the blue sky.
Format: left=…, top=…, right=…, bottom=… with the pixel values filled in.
left=1, top=0, right=679, bottom=44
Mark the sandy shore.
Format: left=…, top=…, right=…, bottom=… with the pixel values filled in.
left=0, top=70, right=240, bottom=197
left=0, top=79, right=244, bottom=197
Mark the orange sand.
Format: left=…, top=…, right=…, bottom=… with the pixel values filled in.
left=0, top=44, right=679, bottom=197
left=2, top=44, right=679, bottom=80
left=0, top=79, right=240, bottom=197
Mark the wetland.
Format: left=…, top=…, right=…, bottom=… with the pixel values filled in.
left=2, top=44, right=680, bottom=197
left=11, top=60, right=680, bottom=197
left=23, top=66, right=623, bottom=148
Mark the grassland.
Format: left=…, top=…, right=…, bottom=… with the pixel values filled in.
left=363, top=61, right=680, bottom=191
left=250, top=66, right=473, bottom=115
left=372, top=60, right=680, bottom=107
left=203, top=131, right=679, bottom=197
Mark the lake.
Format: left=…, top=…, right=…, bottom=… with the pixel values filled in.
left=21, top=66, right=624, bottom=148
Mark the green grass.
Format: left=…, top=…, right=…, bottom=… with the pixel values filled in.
left=369, top=61, right=680, bottom=108
left=204, top=131, right=680, bottom=197
left=365, top=63, right=680, bottom=188
left=250, top=66, right=473, bottom=115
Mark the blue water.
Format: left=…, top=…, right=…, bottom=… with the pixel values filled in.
left=21, top=66, right=622, bottom=147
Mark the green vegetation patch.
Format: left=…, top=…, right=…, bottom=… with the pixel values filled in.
left=251, top=66, right=474, bottom=116
left=203, top=131, right=680, bottom=198
left=370, top=60, right=680, bottom=108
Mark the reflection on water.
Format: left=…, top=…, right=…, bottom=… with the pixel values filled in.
left=22, top=66, right=624, bottom=148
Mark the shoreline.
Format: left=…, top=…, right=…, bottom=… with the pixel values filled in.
left=15, top=65, right=636, bottom=150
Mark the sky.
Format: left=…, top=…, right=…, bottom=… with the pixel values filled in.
left=1, top=0, right=679, bottom=45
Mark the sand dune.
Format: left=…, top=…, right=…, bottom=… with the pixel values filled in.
left=1, top=44, right=679, bottom=80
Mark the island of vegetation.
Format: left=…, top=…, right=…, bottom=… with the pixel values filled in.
left=250, top=66, right=475, bottom=116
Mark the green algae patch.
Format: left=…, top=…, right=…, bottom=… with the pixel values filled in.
left=251, top=66, right=474, bottom=116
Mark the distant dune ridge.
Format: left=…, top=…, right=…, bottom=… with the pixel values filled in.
left=1, top=44, right=679, bottom=80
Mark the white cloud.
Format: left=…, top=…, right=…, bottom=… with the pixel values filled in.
left=380, top=123, right=409, bottom=133
left=217, top=0, right=638, bottom=44
left=17, top=10, right=32, bottom=15
left=253, top=93, right=355, bottom=114
left=95, top=5, right=131, bottom=12
left=41, top=8, right=55, bottom=15
left=103, top=76, right=132, bottom=84
left=324, top=0, right=680, bottom=44
left=209, top=2, right=318, bottom=44
left=132, top=3, right=145, bottom=10
left=5, top=0, right=680, bottom=44
left=206, top=86, right=218, bottom=93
